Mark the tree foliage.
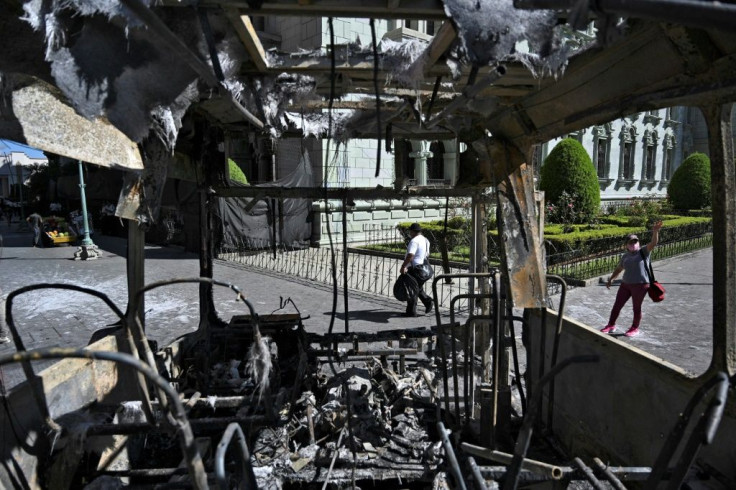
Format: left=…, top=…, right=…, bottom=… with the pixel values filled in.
left=668, top=152, right=711, bottom=210
left=539, top=138, right=600, bottom=223
left=228, top=158, right=249, bottom=185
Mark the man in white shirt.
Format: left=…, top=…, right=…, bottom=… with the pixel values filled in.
left=400, top=223, right=434, bottom=317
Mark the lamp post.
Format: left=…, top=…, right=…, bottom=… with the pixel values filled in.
left=16, top=162, right=25, bottom=223
left=73, top=160, right=102, bottom=260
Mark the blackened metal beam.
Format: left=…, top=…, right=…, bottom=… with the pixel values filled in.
left=196, top=0, right=448, bottom=20
left=702, top=102, right=736, bottom=375
left=120, top=0, right=264, bottom=129
left=224, top=8, right=270, bottom=72
left=214, top=185, right=484, bottom=199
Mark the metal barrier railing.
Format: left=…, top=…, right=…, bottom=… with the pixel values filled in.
left=217, top=242, right=475, bottom=311
left=547, top=233, right=712, bottom=282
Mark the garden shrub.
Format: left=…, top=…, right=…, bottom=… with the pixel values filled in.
left=395, top=215, right=711, bottom=266
left=539, top=138, right=600, bottom=223
left=614, top=197, right=666, bottom=218
left=668, top=152, right=710, bottom=210
left=397, top=221, right=466, bottom=254
left=228, top=158, right=249, bottom=185
left=544, top=216, right=711, bottom=260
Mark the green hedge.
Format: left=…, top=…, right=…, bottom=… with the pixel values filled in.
left=228, top=158, right=249, bottom=185
left=539, top=138, right=600, bottom=222
left=398, top=216, right=712, bottom=263
left=668, top=152, right=711, bottom=210
left=544, top=216, right=711, bottom=258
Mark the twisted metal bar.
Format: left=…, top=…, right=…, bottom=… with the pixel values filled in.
left=0, top=348, right=208, bottom=489
left=4, top=284, right=128, bottom=432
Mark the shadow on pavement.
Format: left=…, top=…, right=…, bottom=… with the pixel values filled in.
left=325, top=309, right=405, bottom=323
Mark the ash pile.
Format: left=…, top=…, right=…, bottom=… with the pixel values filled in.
left=251, top=358, right=446, bottom=488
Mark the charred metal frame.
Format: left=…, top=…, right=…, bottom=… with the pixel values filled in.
left=3, top=0, right=736, bottom=488
left=0, top=348, right=209, bottom=490
left=646, top=372, right=730, bottom=490
left=504, top=355, right=599, bottom=490
left=214, top=422, right=257, bottom=490
left=432, top=272, right=501, bottom=427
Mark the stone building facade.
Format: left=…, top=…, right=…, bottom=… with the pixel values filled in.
left=539, top=106, right=736, bottom=208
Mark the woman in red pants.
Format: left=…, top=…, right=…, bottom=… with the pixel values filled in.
left=601, top=220, right=663, bottom=337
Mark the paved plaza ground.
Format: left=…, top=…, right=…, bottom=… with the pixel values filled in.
left=0, top=219, right=713, bottom=390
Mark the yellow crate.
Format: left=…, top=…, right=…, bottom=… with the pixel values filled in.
left=51, top=235, right=74, bottom=244
left=45, top=232, right=75, bottom=245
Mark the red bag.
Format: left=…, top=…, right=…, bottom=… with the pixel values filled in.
left=641, top=249, right=665, bottom=302
left=648, top=281, right=665, bottom=302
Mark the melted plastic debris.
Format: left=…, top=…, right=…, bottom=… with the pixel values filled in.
left=20, top=3, right=247, bottom=150
left=251, top=359, right=442, bottom=487
left=443, top=0, right=574, bottom=77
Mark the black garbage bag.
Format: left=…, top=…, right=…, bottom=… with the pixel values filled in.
left=393, top=274, right=418, bottom=302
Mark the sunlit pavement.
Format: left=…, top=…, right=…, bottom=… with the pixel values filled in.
left=549, top=247, right=713, bottom=376
left=0, top=220, right=445, bottom=389
left=1, top=218, right=712, bottom=386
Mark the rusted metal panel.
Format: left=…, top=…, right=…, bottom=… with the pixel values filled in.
left=0, top=74, right=143, bottom=170
left=483, top=137, right=546, bottom=308
left=114, top=138, right=171, bottom=223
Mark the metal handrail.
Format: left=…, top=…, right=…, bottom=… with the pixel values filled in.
left=545, top=274, right=568, bottom=431
left=503, top=355, right=599, bottom=490
left=215, top=422, right=257, bottom=490
left=4, top=284, right=143, bottom=431
left=0, top=348, right=208, bottom=490
left=437, top=421, right=468, bottom=490
left=645, top=371, right=730, bottom=490
left=432, top=272, right=498, bottom=426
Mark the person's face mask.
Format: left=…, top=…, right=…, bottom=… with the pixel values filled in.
left=627, top=241, right=640, bottom=252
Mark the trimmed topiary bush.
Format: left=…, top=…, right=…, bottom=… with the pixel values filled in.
left=668, top=152, right=711, bottom=210
left=539, top=138, right=600, bottom=223
left=228, top=158, right=249, bottom=185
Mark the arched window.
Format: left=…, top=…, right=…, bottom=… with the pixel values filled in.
left=641, top=129, right=658, bottom=182
left=619, top=125, right=637, bottom=180
left=395, top=139, right=414, bottom=182
left=593, top=124, right=612, bottom=181
left=427, top=141, right=445, bottom=182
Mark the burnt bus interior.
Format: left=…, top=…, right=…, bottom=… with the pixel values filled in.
left=1, top=0, right=735, bottom=488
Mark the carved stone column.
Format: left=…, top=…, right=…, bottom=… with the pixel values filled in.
left=409, top=140, right=432, bottom=186
left=443, top=139, right=459, bottom=185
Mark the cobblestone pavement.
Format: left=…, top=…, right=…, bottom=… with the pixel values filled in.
left=0, top=219, right=713, bottom=389
left=0, top=220, right=446, bottom=388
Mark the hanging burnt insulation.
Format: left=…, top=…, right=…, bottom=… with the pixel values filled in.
left=18, top=2, right=255, bottom=151
left=370, top=18, right=382, bottom=177
left=442, top=0, right=588, bottom=78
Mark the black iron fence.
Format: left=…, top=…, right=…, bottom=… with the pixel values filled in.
left=216, top=236, right=476, bottom=311
left=217, top=219, right=712, bottom=306
left=547, top=233, right=713, bottom=282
